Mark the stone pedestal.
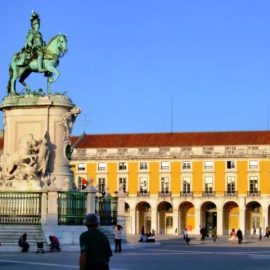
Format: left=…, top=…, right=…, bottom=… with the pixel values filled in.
left=0, top=94, right=80, bottom=191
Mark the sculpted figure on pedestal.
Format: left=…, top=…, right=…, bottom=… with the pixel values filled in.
left=7, top=12, right=68, bottom=95
left=0, top=133, right=50, bottom=181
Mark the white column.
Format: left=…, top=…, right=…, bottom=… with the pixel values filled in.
left=46, top=188, right=59, bottom=225
left=239, top=209, right=245, bottom=235
left=82, top=186, right=97, bottom=214
left=262, top=205, right=269, bottom=231
left=217, top=210, right=223, bottom=235
left=41, top=191, right=48, bottom=225
left=130, top=208, right=136, bottom=234
left=151, top=206, right=157, bottom=234
left=173, top=208, right=179, bottom=234
left=195, top=208, right=201, bottom=235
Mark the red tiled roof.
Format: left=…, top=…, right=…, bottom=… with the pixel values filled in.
left=71, top=131, right=270, bottom=149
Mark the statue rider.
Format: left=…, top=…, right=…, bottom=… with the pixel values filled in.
left=25, top=12, right=46, bottom=72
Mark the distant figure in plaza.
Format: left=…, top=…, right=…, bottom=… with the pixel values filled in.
left=183, top=228, right=190, bottom=245
left=229, top=228, right=236, bottom=242
left=80, top=213, right=112, bottom=270
left=200, top=226, right=206, bottom=241
left=49, top=235, right=60, bottom=252
left=18, top=233, right=29, bottom=252
left=113, top=224, right=123, bottom=253
left=212, top=227, right=217, bottom=242
left=236, top=228, right=243, bottom=244
left=252, top=226, right=256, bottom=237
left=259, top=227, right=263, bottom=240
left=265, top=226, right=270, bottom=238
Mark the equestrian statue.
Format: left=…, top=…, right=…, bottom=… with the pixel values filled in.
left=7, top=12, right=68, bottom=95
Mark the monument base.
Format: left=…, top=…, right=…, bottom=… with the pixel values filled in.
left=0, top=93, right=80, bottom=192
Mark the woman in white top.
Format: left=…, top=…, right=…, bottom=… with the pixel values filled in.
left=114, top=224, right=123, bottom=252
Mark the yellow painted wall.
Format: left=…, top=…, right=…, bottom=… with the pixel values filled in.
left=149, top=161, right=159, bottom=194
left=128, top=162, right=138, bottom=195
left=215, top=161, right=225, bottom=195
left=171, top=161, right=180, bottom=194
left=107, top=162, right=117, bottom=194
left=260, top=160, right=270, bottom=194
left=87, top=163, right=96, bottom=183
left=193, top=161, right=203, bottom=195
left=237, top=161, right=247, bottom=195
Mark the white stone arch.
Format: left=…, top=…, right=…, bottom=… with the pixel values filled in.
left=200, top=201, right=217, bottom=234
left=178, top=201, right=195, bottom=234
left=135, top=201, right=152, bottom=234
left=245, top=200, right=262, bottom=235
left=223, top=201, right=239, bottom=235
left=157, top=201, right=173, bottom=234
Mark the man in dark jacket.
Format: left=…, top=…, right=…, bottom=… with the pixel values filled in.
left=80, top=214, right=112, bottom=270
left=236, top=228, right=243, bottom=244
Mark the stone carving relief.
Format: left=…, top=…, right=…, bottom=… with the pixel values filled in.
left=0, top=133, right=50, bottom=181
left=61, top=107, right=81, bottom=142
left=60, top=106, right=81, bottom=160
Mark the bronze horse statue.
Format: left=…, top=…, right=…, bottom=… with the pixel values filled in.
left=7, top=34, right=68, bottom=95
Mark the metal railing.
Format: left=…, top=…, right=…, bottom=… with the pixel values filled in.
left=137, top=191, right=150, bottom=197
left=224, top=191, right=238, bottom=196
left=95, top=196, right=118, bottom=225
left=180, top=192, right=193, bottom=197
left=58, top=192, right=87, bottom=225
left=202, top=191, right=216, bottom=197
left=247, top=191, right=260, bottom=197
left=158, top=191, right=172, bottom=197
left=0, top=192, right=41, bottom=224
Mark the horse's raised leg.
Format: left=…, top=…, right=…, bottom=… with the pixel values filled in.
left=19, top=69, right=32, bottom=93
left=46, top=65, right=60, bottom=83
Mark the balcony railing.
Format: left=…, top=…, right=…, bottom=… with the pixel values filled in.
left=137, top=191, right=150, bottom=197
left=202, top=191, right=216, bottom=197
left=158, top=192, right=172, bottom=197
left=180, top=192, right=193, bottom=197
left=224, top=191, right=238, bottom=197
left=247, top=191, right=260, bottom=197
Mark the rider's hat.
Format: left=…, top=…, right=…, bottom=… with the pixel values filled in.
left=30, top=11, right=40, bottom=26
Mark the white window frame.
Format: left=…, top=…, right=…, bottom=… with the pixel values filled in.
left=182, top=161, right=191, bottom=170
left=226, top=160, right=236, bottom=170
left=204, top=161, right=214, bottom=170
left=161, top=176, right=170, bottom=192
left=139, top=176, right=149, bottom=192
left=182, top=176, right=191, bottom=193
left=249, top=160, right=258, bottom=170
left=139, top=162, right=148, bottom=171
left=97, top=162, right=107, bottom=171
left=249, top=176, right=258, bottom=192
left=118, top=177, right=127, bottom=192
left=97, top=177, right=106, bottom=194
left=77, top=163, right=86, bottom=172
left=226, top=176, right=236, bottom=193
left=204, top=176, right=213, bottom=192
left=161, top=161, right=170, bottom=171
left=118, top=162, right=127, bottom=171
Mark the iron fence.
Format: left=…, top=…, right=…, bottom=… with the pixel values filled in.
left=58, top=192, right=87, bottom=225
left=0, top=192, right=41, bottom=224
left=95, top=196, right=118, bottom=225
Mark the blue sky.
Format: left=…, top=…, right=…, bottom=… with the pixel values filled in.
left=1, top=1, right=270, bottom=135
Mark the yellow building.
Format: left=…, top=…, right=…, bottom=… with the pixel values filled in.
left=71, top=131, right=270, bottom=236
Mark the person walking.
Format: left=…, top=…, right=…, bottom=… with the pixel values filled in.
left=183, top=228, right=190, bottom=245
left=212, top=227, right=217, bottom=242
left=236, top=228, right=243, bottom=244
left=80, top=213, right=112, bottom=270
left=259, top=227, right=263, bottom=240
left=18, top=233, right=29, bottom=252
left=113, top=224, right=123, bottom=253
